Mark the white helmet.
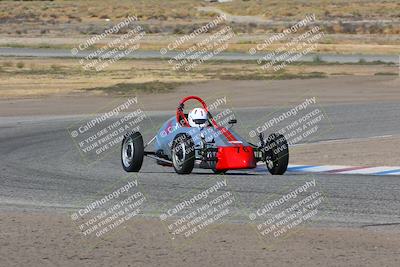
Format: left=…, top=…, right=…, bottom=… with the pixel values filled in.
left=188, top=108, right=208, bottom=128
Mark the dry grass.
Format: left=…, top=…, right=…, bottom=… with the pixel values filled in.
left=0, top=0, right=399, bottom=56
left=0, top=0, right=399, bottom=36
left=215, top=0, right=400, bottom=21
left=1, top=0, right=398, bottom=22
left=0, top=57, right=397, bottom=99
left=0, top=0, right=205, bottom=24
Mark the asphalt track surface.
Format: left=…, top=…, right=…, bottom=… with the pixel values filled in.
left=0, top=47, right=398, bottom=63
left=1, top=102, right=400, bottom=228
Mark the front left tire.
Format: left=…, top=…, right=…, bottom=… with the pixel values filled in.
left=265, top=133, right=289, bottom=175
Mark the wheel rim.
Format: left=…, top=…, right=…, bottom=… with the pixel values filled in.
left=173, top=142, right=186, bottom=169
left=266, top=140, right=277, bottom=170
left=266, top=158, right=275, bottom=169
left=122, top=137, right=135, bottom=167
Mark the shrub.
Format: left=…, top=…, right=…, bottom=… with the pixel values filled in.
left=50, top=64, right=62, bottom=71
left=16, top=62, right=25, bottom=69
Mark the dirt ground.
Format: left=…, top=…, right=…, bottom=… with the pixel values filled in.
left=1, top=57, right=397, bottom=99
left=1, top=211, right=399, bottom=267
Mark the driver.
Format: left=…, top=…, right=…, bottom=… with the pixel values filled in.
left=188, top=108, right=209, bottom=128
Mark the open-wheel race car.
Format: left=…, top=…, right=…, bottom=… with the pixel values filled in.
left=121, top=96, right=289, bottom=175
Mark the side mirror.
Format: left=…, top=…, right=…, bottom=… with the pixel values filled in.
left=228, top=119, right=237, bottom=125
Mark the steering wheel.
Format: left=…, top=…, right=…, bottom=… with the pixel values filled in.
left=176, top=96, right=211, bottom=127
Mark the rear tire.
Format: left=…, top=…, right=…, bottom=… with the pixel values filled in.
left=121, top=132, right=144, bottom=172
left=265, top=133, right=289, bottom=175
left=172, top=133, right=195, bottom=174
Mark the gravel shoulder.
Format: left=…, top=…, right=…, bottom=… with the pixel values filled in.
left=292, top=135, right=400, bottom=166
left=2, top=211, right=400, bottom=267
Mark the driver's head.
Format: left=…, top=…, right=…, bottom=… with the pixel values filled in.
left=188, top=108, right=208, bottom=128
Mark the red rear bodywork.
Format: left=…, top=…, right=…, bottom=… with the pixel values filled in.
left=176, top=95, right=257, bottom=171
left=215, top=146, right=256, bottom=171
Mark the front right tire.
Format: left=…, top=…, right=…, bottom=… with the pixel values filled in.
left=171, top=133, right=195, bottom=174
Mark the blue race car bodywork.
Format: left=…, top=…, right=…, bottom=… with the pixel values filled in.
left=154, top=116, right=251, bottom=159
left=121, top=95, right=289, bottom=175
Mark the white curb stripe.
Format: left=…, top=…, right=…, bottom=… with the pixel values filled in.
left=287, top=165, right=400, bottom=175
left=254, top=163, right=400, bottom=176
left=336, top=166, right=398, bottom=175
